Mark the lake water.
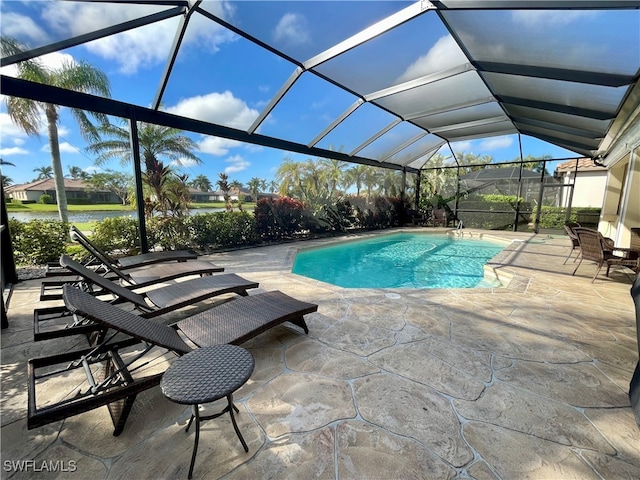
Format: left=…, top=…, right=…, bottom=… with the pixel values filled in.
left=8, top=207, right=225, bottom=223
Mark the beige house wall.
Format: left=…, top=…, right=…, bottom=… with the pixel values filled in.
left=600, top=119, right=640, bottom=249
left=559, top=171, right=607, bottom=208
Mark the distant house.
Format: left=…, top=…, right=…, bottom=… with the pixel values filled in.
left=6, top=178, right=120, bottom=204
left=554, top=158, right=607, bottom=208
left=188, top=188, right=214, bottom=203
left=205, top=188, right=276, bottom=203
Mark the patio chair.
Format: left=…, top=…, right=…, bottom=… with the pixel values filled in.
left=563, top=222, right=581, bottom=264
left=432, top=208, right=449, bottom=227
left=27, top=285, right=318, bottom=435
left=35, top=255, right=258, bottom=341
left=45, top=226, right=199, bottom=277
left=572, top=228, right=640, bottom=282
left=42, top=251, right=225, bottom=297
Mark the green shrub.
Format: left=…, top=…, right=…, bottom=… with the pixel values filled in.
left=90, top=216, right=140, bottom=256
left=189, top=211, right=259, bottom=250
left=38, top=194, right=53, bottom=204
left=533, top=206, right=576, bottom=228
left=147, top=216, right=191, bottom=251
left=8, top=218, right=68, bottom=265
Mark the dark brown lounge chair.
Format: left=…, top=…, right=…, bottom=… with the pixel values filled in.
left=572, top=228, right=639, bottom=282
left=46, top=226, right=198, bottom=276
left=35, top=255, right=258, bottom=341
left=42, top=252, right=225, bottom=299
left=28, top=285, right=318, bottom=436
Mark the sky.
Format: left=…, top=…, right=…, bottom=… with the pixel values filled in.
left=0, top=0, right=615, bottom=188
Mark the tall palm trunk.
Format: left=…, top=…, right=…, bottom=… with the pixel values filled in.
left=46, top=104, right=68, bottom=223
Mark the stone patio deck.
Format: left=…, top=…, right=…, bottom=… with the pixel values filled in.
left=2, top=228, right=639, bottom=479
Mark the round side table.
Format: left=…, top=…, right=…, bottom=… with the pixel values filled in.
left=161, top=344, right=255, bottom=479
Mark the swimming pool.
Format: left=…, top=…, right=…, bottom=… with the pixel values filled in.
left=292, top=232, right=505, bottom=289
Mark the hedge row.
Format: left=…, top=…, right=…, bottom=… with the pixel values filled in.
left=8, top=196, right=409, bottom=265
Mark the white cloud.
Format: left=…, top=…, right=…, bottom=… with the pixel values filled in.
left=40, top=141, right=79, bottom=154
left=165, top=91, right=259, bottom=130
left=396, top=35, right=468, bottom=83
left=0, top=113, right=28, bottom=138
left=83, top=165, right=103, bottom=175
left=0, top=146, right=28, bottom=156
left=197, top=136, right=241, bottom=156
left=1, top=12, right=50, bottom=44
left=512, top=11, right=597, bottom=27
left=171, top=158, right=200, bottom=169
left=39, top=2, right=235, bottom=74
left=450, top=140, right=472, bottom=153
left=224, top=155, right=250, bottom=174
left=478, top=136, right=513, bottom=151
left=273, top=13, right=310, bottom=46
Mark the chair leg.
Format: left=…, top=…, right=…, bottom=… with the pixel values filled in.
left=572, top=257, right=583, bottom=276
left=591, top=264, right=603, bottom=283
left=563, top=249, right=574, bottom=265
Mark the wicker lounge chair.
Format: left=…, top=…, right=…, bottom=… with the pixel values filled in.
left=35, top=255, right=258, bottom=341
left=46, top=226, right=198, bottom=277
left=27, top=285, right=318, bottom=435
left=572, top=228, right=640, bottom=282
left=42, top=251, right=225, bottom=298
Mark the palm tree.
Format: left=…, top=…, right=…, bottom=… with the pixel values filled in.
left=1, top=158, right=15, bottom=189
left=319, top=157, right=346, bottom=197
left=363, top=167, right=379, bottom=200
left=88, top=121, right=200, bottom=170
left=68, top=165, right=89, bottom=180
left=229, top=179, right=243, bottom=192
left=189, top=174, right=212, bottom=192
left=267, top=180, right=279, bottom=193
left=33, top=165, right=53, bottom=180
left=345, top=164, right=368, bottom=196
left=247, top=177, right=265, bottom=202
left=2, top=37, right=110, bottom=223
left=87, top=121, right=201, bottom=216
left=276, top=158, right=305, bottom=198
left=1, top=176, right=13, bottom=188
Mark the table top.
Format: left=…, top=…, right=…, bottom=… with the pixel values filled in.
left=161, top=344, right=255, bottom=405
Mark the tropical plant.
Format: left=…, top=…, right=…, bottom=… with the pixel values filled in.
left=247, top=177, right=266, bottom=202
left=32, top=165, right=53, bottom=180
left=216, top=172, right=232, bottom=211
left=68, top=165, right=90, bottom=180
left=2, top=36, right=110, bottom=223
left=189, top=174, right=212, bottom=192
left=344, top=164, right=368, bottom=196
left=1, top=175, right=13, bottom=188
left=87, top=120, right=200, bottom=216
left=266, top=180, right=279, bottom=193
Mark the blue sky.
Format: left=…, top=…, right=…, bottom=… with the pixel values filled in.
left=0, top=1, right=590, bottom=188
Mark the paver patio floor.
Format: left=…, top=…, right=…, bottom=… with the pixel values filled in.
left=2, top=228, right=639, bottom=479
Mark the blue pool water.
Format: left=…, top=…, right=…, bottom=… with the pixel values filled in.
left=292, top=233, right=505, bottom=289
